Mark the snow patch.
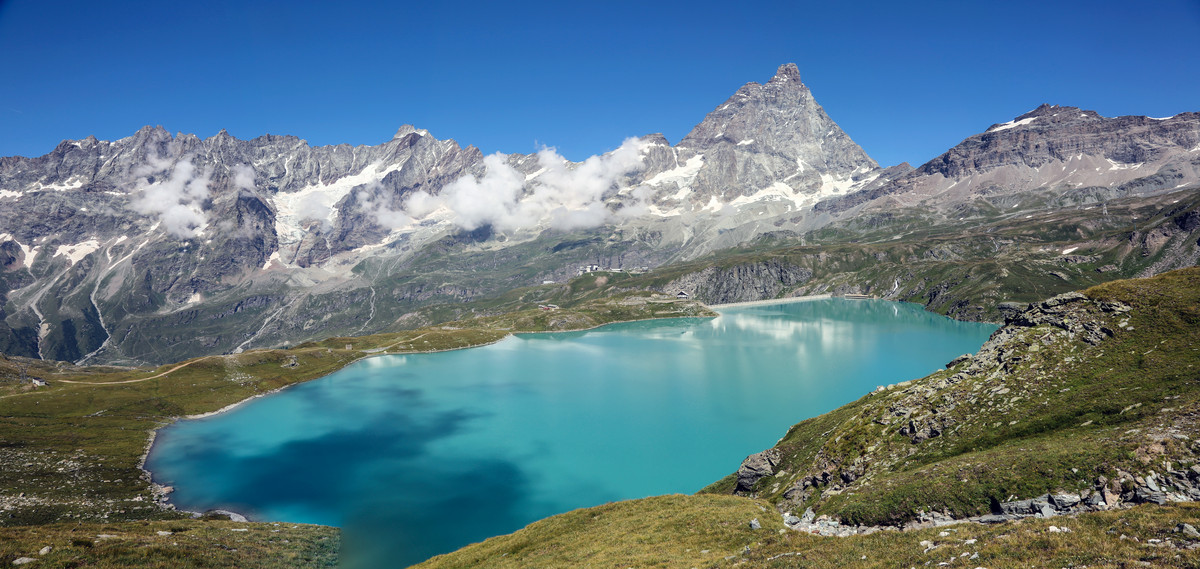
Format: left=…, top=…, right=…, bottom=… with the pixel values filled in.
left=1061, top=246, right=1079, bottom=255
left=1106, top=158, right=1143, bottom=171
left=819, top=172, right=858, bottom=196
left=525, top=167, right=546, bottom=181
left=988, top=116, right=1038, bottom=133
left=36, top=177, right=86, bottom=192
left=644, top=155, right=704, bottom=187
left=647, top=204, right=681, bottom=217
left=0, top=189, right=22, bottom=199
left=728, top=182, right=800, bottom=208
left=273, top=161, right=403, bottom=242
left=54, top=238, right=100, bottom=265
left=261, top=250, right=283, bottom=270
left=736, top=139, right=755, bottom=146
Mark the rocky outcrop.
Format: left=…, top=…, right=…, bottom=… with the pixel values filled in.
left=661, top=260, right=813, bottom=304
left=1135, top=205, right=1200, bottom=277
left=779, top=467, right=1200, bottom=537
left=745, top=287, right=1141, bottom=522
left=734, top=449, right=780, bottom=494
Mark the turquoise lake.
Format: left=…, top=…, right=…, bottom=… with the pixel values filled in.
left=145, top=299, right=997, bottom=567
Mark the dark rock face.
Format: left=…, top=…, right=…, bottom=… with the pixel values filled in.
left=662, top=260, right=814, bottom=304
left=930, top=105, right=1198, bottom=177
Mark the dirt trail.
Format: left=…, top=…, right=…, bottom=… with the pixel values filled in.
left=55, top=358, right=208, bottom=385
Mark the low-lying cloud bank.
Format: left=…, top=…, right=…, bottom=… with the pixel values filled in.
left=402, top=137, right=649, bottom=232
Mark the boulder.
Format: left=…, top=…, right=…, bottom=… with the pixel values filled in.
left=946, top=354, right=972, bottom=368
left=734, top=449, right=780, bottom=494
left=1132, top=487, right=1168, bottom=505
left=1050, top=492, right=1081, bottom=510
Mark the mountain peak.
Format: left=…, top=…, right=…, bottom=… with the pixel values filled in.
left=770, top=63, right=802, bottom=84
left=394, top=125, right=430, bottom=140
left=1018, top=103, right=1077, bottom=120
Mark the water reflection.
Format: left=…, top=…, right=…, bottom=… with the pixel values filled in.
left=146, top=299, right=996, bottom=568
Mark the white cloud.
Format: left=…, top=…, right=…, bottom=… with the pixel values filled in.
left=232, top=163, right=256, bottom=195
left=404, top=189, right=442, bottom=219
left=443, top=153, right=529, bottom=231
left=293, top=193, right=339, bottom=230
left=615, top=185, right=654, bottom=220
left=130, top=158, right=211, bottom=238
left=403, top=137, right=648, bottom=232
left=355, top=185, right=413, bottom=230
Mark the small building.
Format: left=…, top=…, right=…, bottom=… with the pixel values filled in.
left=31, top=378, right=47, bottom=387
left=676, top=291, right=690, bottom=299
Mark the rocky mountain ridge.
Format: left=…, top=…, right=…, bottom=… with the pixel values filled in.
left=0, top=64, right=888, bottom=364
left=819, top=103, right=1200, bottom=215
left=2, top=65, right=1198, bottom=365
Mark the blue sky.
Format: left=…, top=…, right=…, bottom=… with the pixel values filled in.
left=1, top=0, right=1198, bottom=167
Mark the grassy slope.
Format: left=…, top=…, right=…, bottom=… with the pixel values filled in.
left=416, top=499, right=1200, bottom=569
left=0, top=519, right=339, bottom=568
left=711, top=267, right=1200, bottom=525
left=416, top=268, right=1200, bottom=569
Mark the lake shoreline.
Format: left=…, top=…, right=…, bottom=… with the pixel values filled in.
left=138, top=332, right=520, bottom=519
left=138, top=308, right=715, bottom=517
left=141, top=299, right=996, bottom=547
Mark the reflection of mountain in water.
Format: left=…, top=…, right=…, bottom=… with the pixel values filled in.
left=146, top=299, right=996, bottom=568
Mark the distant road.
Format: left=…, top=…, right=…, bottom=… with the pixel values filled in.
left=709, top=294, right=832, bottom=309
